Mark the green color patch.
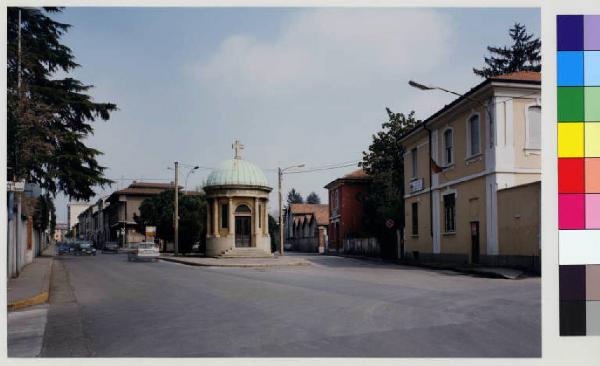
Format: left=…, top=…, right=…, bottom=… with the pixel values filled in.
left=585, top=87, right=600, bottom=122
left=558, top=87, right=585, bottom=122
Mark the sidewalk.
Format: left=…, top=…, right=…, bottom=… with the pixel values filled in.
left=7, top=246, right=55, bottom=311
left=328, top=253, right=527, bottom=279
left=160, top=254, right=311, bottom=268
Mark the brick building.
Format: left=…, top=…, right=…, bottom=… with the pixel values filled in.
left=324, top=169, right=371, bottom=252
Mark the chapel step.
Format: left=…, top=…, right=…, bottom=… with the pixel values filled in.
left=218, top=248, right=273, bottom=258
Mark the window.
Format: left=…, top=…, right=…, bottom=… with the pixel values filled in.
left=526, top=106, right=541, bottom=150
left=443, top=129, right=453, bottom=165
left=411, top=202, right=419, bottom=235
left=444, top=194, right=456, bottom=233
left=235, top=204, right=251, bottom=213
left=411, top=148, right=418, bottom=177
left=468, top=114, right=481, bottom=157
left=221, top=203, right=228, bottom=228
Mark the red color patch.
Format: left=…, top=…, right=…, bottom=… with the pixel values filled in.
left=559, top=158, right=585, bottom=193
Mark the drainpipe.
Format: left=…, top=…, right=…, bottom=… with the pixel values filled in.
left=423, top=124, right=433, bottom=238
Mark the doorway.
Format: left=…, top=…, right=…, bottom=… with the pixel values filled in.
left=470, top=221, right=480, bottom=264
left=235, top=216, right=251, bottom=247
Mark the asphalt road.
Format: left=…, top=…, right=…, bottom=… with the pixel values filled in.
left=41, top=252, right=541, bottom=357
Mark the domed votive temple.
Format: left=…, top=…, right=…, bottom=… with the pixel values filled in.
left=204, top=141, right=273, bottom=257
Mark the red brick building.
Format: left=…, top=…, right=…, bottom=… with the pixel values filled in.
left=324, top=169, right=371, bottom=252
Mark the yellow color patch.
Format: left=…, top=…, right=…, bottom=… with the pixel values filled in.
left=585, top=123, right=600, bottom=157
left=558, top=122, right=584, bottom=158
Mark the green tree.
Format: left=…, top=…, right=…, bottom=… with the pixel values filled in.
left=287, top=188, right=304, bottom=205
left=7, top=7, right=117, bottom=200
left=306, top=191, right=321, bottom=204
left=473, top=23, right=541, bottom=78
left=360, top=109, right=420, bottom=258
left=134, top=190, right=207, bottom=254
left=33, top=194, right=56, bottom=233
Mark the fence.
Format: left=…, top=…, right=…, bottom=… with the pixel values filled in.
left=342, top=237, right=380, bottom=257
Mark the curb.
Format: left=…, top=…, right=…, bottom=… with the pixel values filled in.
left=159, top=256, right=311, bottom=268
left=7, top=258, right=54, bottom=312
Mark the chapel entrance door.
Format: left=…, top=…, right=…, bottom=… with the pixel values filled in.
left=235, top=216, right=251, bottom=247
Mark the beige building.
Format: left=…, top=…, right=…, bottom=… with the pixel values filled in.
left=401, top=71, right=541, bottom=270
left=204, top=142, right=272, bottom=257
left=105, top=182, right=177, bottom=247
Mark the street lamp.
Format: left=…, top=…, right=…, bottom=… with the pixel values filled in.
left=278, top=163, right=305, bottom=256
left=185, top=166, right=200, bottom=192
left=408, top=79, right=494, bottom=147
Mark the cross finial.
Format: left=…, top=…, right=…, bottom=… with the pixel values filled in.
left=232, top=139, right=244, bottom=159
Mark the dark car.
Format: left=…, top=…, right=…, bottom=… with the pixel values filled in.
left=75, top=242, right=97, bottom=256
left=57, top=242, right=71, bottom=255
left=102, top=241, right=119, bottom=253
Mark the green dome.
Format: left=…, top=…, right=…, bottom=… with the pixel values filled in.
left=205, top=159, right=270, bottom=188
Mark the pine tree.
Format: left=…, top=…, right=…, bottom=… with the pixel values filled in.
left=306, top=192, right=321, bottom=204
left=7, top=7, right=117, bottom=200
left=473, top=23, right=541, bottom=78
left=287, top=189, right=304, bottom=205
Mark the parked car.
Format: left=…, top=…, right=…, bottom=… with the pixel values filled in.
left=57, top=242, right=71, bottom=255
left=102, top=241, right=119, bottom=253
left=128, top=242, right=160, bottom=262
left=75, top=242, right=97, bottom=256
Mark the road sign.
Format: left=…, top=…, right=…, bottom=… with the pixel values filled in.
left=385, top=219, right=395, bottom=229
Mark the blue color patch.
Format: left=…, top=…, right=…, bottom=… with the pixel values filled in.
left=558, top=51, right=584, bottom=86
left=585, top=51, right=600, bottom=86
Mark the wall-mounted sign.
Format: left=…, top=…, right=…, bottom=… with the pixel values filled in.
left=409, top=178, right=424, bottom=193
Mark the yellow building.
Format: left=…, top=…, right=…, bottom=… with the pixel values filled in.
left=401, top=72, right=541, bottom=270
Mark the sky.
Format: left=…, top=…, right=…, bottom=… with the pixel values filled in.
left=51, top=7, right=540, bottom=222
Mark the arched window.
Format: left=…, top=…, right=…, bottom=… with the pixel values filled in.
left=235, top=204, right=251, bottom=214
left=526, top=106, right=541, bottom=150
left=443, top=129, right=453, bottom=165
left=467, top=114, right=481, bottom=157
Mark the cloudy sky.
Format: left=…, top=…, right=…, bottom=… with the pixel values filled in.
left=52, top=7, right=540, bottom=222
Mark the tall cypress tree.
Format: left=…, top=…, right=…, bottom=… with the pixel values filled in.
left=473, top=23, right=541, bottom=78
left=7, top=7, right=117, bottom=200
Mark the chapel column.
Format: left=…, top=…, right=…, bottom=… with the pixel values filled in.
left=206, top=199, right=211, bottom=236
left=263, top=200, right=268, bottom=235
left=254, top=197, right=259, bottom=235
left=228, top=197, right=234, bottom=236
left=212, top=199, right=219, bottom=237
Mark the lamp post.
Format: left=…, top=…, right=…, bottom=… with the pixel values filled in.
left=174, top=162, right=179, bottom=256
left=184, top=166, right=199, bottom=193
left=278, top=164, right=305, bottom=256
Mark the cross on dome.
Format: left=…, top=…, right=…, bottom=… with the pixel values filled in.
left=232, top=139, right=244, bottom=159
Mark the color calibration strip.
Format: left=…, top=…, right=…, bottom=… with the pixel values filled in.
left=558, top=15, right=600, bottom=336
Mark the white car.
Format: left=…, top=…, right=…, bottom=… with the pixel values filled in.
left=128, top=242, right=160, bottom=262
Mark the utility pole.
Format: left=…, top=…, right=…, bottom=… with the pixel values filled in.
left=174, top=161, right=179, bottom=256
left=277, top=163, right=305, bottom=256
left=278, top=167, right=283, bottom=256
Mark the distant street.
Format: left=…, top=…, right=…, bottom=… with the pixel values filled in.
left=34, top=253, right=541, bottom=357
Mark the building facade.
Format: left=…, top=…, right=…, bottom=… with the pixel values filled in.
left=104, top=182, right=177, bottom=247
left=324, top=169, right=371, bottom=252
left=284, top=203, right=328, bottom=253
left=67, top=201, right=90, bottom=231
left=401, top=71, right=541, bottom=269
left=77, top=197, right=110, bottom=246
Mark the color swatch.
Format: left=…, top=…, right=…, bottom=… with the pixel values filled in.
left=558, top=15, right=600, bottom=336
